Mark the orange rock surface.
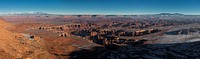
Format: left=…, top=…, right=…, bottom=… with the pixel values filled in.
left=0, top=19, right=55, bottom=59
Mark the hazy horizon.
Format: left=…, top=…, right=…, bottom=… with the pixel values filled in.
left=0, top=0, right=200, bottom=15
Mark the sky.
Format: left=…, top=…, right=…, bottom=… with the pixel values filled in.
left=0, top=0, right=199, bottom=15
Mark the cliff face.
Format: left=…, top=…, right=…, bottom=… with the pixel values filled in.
left=0, top=19, right=54, bottom=59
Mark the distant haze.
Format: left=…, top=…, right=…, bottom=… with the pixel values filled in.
left=0, top=0, right=199, bottom=15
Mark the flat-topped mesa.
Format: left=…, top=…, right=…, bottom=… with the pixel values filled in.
left=30, top=25, right=69, bottom=33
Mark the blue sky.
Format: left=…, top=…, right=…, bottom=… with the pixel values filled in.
left=0, top=0, right=199, bottom=15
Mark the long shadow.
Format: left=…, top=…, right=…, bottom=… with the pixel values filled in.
left=69, top=46, right=111, bottom=59
left=69, top=41, right=200, bottom=59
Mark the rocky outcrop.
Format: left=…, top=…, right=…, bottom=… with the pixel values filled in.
left=0, top=19, right=55, bottom=59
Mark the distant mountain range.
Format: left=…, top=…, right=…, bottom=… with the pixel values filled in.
left=156, top=13, right=184, bottom=16
left=1, top=12, right=192, bottom=16
left=3, top=12, right=51, bottom=16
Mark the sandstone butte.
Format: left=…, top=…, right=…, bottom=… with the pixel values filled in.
left=0, top=19, right=55, bottom=59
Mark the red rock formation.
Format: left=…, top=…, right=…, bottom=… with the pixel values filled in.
left=0, top=19, right=55, bottom=59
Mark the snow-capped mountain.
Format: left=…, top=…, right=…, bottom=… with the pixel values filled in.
left=4, top=12, right=51, bottom=16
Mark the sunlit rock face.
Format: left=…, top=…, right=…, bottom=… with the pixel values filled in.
left=0, top=19, right=55, bottom=59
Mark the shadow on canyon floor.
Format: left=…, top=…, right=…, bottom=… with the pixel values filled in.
left=69, top=41, right=200, bottom=59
